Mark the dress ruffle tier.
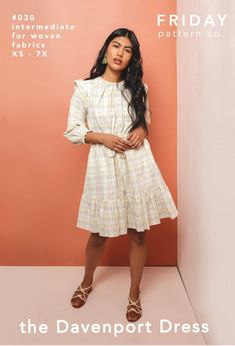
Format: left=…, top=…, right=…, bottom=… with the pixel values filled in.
left=77, top=183, right=178, bottom=237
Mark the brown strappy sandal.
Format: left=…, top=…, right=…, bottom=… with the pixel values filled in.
left=126, top=292, right=142, bottom=322
left=71, top=283, right=93, bottom=308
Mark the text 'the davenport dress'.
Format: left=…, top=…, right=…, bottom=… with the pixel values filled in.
left=63, top=76, right=178, bottom=237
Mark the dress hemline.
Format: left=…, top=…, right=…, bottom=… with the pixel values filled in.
left=76, top=213, right=177, bottom=238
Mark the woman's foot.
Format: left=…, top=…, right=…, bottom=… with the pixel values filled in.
left=126, top=291, right=142, bottom=322
left=71, top=282, right=93, bottom=308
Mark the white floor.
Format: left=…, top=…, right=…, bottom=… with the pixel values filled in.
left=0, top=266, right=206, bottom=345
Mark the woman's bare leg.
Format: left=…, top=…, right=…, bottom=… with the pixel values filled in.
left=127, top=228, right=148, bottom=321
left=81, top=233, right=108, bottom=287
left=71, top=233, right=108, bottom=308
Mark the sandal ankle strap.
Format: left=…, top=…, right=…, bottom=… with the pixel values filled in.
left=80, top=283, right=93, bottom=293
left=128, top=292, right=141, bottom=305
left=71, top=283, right=92, bottom=301
left=127, top=293, right=142, bottom=313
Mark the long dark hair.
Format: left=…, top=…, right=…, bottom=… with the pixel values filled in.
left=85, top=28, right=151, bottom=135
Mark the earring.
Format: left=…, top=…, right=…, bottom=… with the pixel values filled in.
left=126, top=66, right=130, bottom=80
left=102, top=55, right=107, bottom=64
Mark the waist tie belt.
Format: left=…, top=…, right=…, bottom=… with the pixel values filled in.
left=102, top=132, right=128, bottom=159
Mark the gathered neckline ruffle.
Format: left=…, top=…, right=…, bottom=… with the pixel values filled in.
left=96, top=76, right=125, bottom=86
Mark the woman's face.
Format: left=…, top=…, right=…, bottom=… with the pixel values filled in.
left=105, top=36, right=133, bottom=72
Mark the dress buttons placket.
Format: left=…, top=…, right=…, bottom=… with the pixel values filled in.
left=116, top=152, right=127, bottom=194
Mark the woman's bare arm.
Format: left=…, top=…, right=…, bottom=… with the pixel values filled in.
left=84, top=132, right=104, bottom=144
left=85, top=132, right=131, bottom=153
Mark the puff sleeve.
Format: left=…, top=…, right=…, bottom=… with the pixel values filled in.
left=144, top=83, right=151, bottom=127
left=63, top=79, right=92, bottom=144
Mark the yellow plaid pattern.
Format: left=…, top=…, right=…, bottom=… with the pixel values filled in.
left=63, top=77, right=178, bottom=237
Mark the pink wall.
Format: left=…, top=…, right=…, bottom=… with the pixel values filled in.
left=0, top=0, right=177, bottom=265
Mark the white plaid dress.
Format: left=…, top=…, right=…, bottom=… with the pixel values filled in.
left=63, top=76, right=178, bottom=237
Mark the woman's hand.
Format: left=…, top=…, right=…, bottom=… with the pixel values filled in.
left=126, top=126, right=146, bottom=149
left=101, top=134, right=131, bottom=153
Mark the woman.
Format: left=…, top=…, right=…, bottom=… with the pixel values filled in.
left=63, top=28, right=178, bottom=323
